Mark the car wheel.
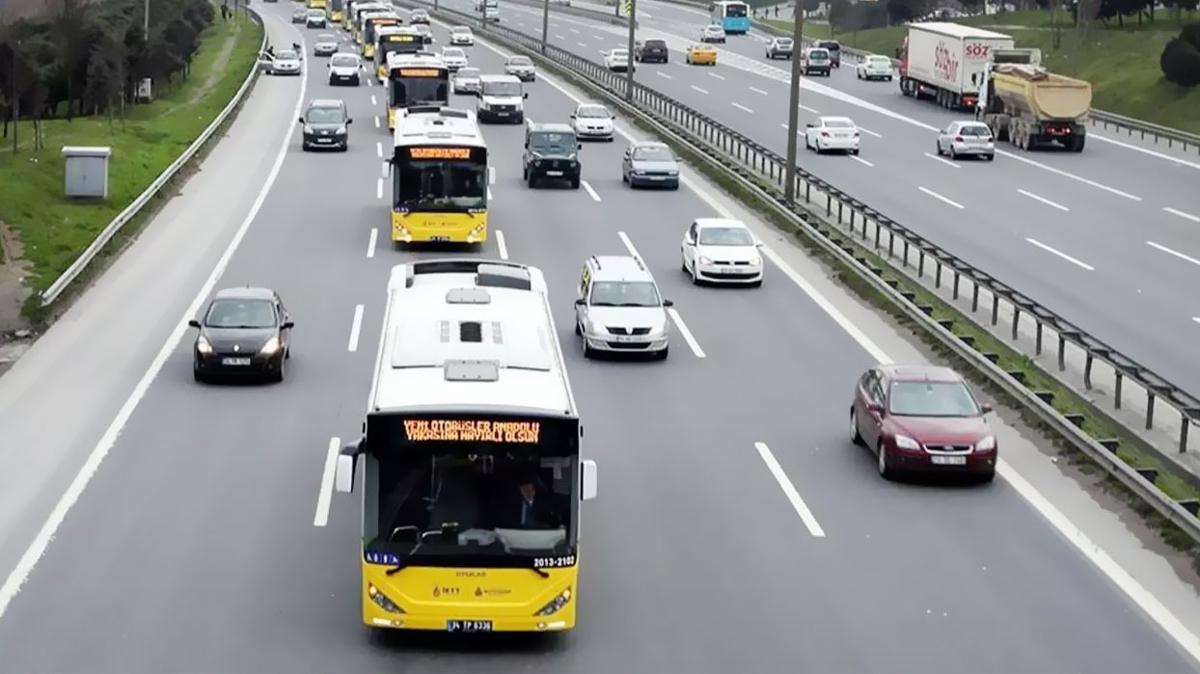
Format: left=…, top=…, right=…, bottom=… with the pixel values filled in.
left=935, top=141, right=942, bottom=156
left=850, top=408, right=864, bottom=446
left=193, top=368, right=206, bottom=384
left=581, top=332, right=594, bottom=359
left=272, top=357, right=286, bottom=383
left=949, top=146, right=957, bottom=160
left=877, top=441, right=895, bottom=480
left=690, top=260, right=700, bottom=285
left=980, top=469, right=996, bottom=484
left=528, top=174, right=537, bottom=188
left=681, top=251, right=688, bottom=273
left=574, top=320, right=581, bottom=335
left=655, top=346, right=669, bottom=361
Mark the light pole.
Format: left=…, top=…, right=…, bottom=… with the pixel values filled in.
left=783, top=0, right=804, bottom=203
left=143, top=0, right=149, bottom=40
left=541, top=0, right=549, bottom=53
left=624, top=0, right=635, bottom=101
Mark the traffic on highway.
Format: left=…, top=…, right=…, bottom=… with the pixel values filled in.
left=0, top=0, right=1198, bottom=671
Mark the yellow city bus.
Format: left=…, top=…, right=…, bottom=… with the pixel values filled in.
left=351, top=3, right=388, bottom=42
left=307, top=0, right=326, bottom=9
left=385, top=55, right=450, bottom=130
left=374, top=28, right=423, bottom=82
left=362, top=13, right=401, bottom=59
left=390, top=107, right=486, bottom=244
left=333, top=258, right=598, bottom=633
left=327, top=0, right=344, bottom=22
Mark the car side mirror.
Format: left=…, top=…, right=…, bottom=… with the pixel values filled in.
left=298, top=116, right=305, bottom=123
left=335, top=447, right=358, bottom=493
left=282, top=320, right=295, bottom=329
left=524, top=141, right=529, bottom=148
left=866, top=401, right=883, bottom=414
left=805, top=123, right=813, bottom=128
left=980, top=403, right=994, bottom=414
left=188, top=319, right=201, bottom=328
left=756, top=240, right=764, bottom=248
left=684, top=236, right=694, bottom=245
left=523, top=92, right=529, bottom=99
left=347, top=118, right=353, bottom=124
left=570, top=113, right=576, bottom=118
left=581, top=459, right=598, bottom=500
left=327, top=63, right=331, bottom=68
left=577, top=143, right=583, bottom=150
left=574, top=298, right=585, bottom=306
left=662, top=299, right=674, bottom=307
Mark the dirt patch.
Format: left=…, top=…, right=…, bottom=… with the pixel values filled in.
left=160, top=26, right=241, bottom=118
left=0, top=220, right=31, bottom=335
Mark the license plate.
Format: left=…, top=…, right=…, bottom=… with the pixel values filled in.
left=447, top=620, right=492, bottom=633
left=429, top=236, right=450, bottom=242
left=649, top=176, right=665, bottom=180
left=931, top=455, right=966, bottom=465
left=546, top=170, right=563, bottom=176
left=222, top=357, right=251, bottom=366
left=316, top=138, right=331, bottom=143
left=722, top=266, right=739, bottom=274
left=496, top=112, right=509, bottom=116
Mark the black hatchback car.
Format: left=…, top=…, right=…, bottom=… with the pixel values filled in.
left=523, top=123, right=582, bottom=189
left=300, top=98, right=352, bottom=151
left=189, top=287, right=294, bottom=383
left=634, top=39, right=668, bottom=63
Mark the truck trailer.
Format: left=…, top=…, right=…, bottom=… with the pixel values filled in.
left=977, top=62, right=1092, bottom=152
left=897, top=22, right=1015, bottom=110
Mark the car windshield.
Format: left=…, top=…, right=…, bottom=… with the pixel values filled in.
left=776, top=38, right=793, bottom=46
left=809, top=49, right=828, bottom=58
left=824, top=119, right=854, bottom=128
left=308, top=9, right=323, bottom=15
left=819, top=41, right=840, bottom=50
left=482, top=80, right=522, bottom=96
left=868, top=56, right=890, bottom=65
left=509, top=56, right=532, bottom=66
left=331, top=55, right=358, bottom=67
left=390, top=77, right=449, bottom=109
left=204, top=298, right=276, bottom=329
left=529, top=131, right=575, bottom=153
left=632, top=146, right=674, bottom=161
left=611, top=49, right=628, bottom=57
left=457, top=67, right=480, bottom=78
left=276, top=50, right=298, bottom=60
left=646, top=40, right=665, bottom=47
left=957, top=125, right=991, bottom=137
left=590, top=281, right=660, bottom=307
left=699, top=226, right=753, bottom=245
left=306, top=107, right=345, bottom=123
left=443, top=48, right=465, bottom=58
left=577, top=105, right=609, bottom=118
left=888, top=381, right=981, bottom=417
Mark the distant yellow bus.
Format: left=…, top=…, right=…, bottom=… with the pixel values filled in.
left=390, top=108, right=485, bottom=244
left=362, top=14, right=401, bottom=59
left=307, top=0, right=326, bottom=9
left=350, top=3, right=388, bottom=42
left=327, top=0, right=344, bottom=22
left=375, top=29, right=423, bottom=82
left=385, top=58, right=450, bottom=130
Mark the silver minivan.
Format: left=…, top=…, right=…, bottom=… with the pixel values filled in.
left=575, top=256, right=673, bottom=360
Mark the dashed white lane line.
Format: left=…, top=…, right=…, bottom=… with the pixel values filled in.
left=657, top=71, right=673, bottom=80
left=555, top=33, right=566, bottom=39
left=496, top=229, right=509, bottom=260
left=347, top=304, right=365, bottom=352
left=380, top=161, right=389, bottom=177
left=570, top=27, right=580, bottom=33
left=375, top=141, right=382, bottom=159
left=371, top=94, right=377, bottom=106
left=918, top=186, right=963, bottom=209
left=1193, top=317, right=1200, bottom=325
left=366, top=77, right=373, bottom=87
left=708, top=72, right=725, bottom=80
left=313, top=437, right=340, bottom=527
left=581, top=180, right=602, bottom=202
left=577, top=41, right=587, bottom=47
left=1001, top=151, right=1142, bottom=202
left=798, top=104, right=820, bottom=114
left=732, top=102, right=754, bottom=114
left=849, top=155, right=874, bottom=167
left=1026, top=238, right=1094, bottom=271
left=617, top=230, right=641, bottom=259
left=374, top=116, right=380, bottom=128
left=749, top=86, right=769, bottom=95
left=691, top=84, right=709, bottom=94
left=857, top=126, right=882, bottom=138
left=376, top=178, right=383, bottom=200
left=754, top=442, right=826, bottom=537
left=1018, top=189, right=1070, bottom=212
left=923, top=151, right=960, bottom=169
left=366, top=228, right=378, bottom=258
left=667, top=308, right=706, bottom=358
left=1146, top=240, right=1200, bottom=267
left=1164, top=207, right=1200, bottom=223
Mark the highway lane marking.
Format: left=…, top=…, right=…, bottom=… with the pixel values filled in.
left=375, top=141, right=382, bottom=159
left=348, top=304, right=365, bottom=352
left=488, top=166, right=496, bottom=185
left=366, top=228, right=378, bottom=258
left=1164, top=207, right=1200, bottom=223
left=849, top=155, right=874, bottom=167
left=555, top=33, right=566, bottom=40
left=667, top=308, right=706, bottom=358
left=999, top=151, right=1141, bottom=201
left=366, top=76, right=373, bottom=86
left=922, top=151, right=960, bottom=169
left=577, top=41, right=587, bottom=47
left=732, top=102, right=753, bottom=114
left=708, top=72, right=725, bottom=80
left=592, top=34, right=604, bottom=41
left=1146, top=240, right=1200, bottom=267
left=570, top=28, right=580, bottom=33
left=656, top=71, right=673, bottom=80
left=488, top=186, right=493, bottom=200
left=753, top=442, right=825, bottom=537
left=371, top=94, right=377, bottom=106
left=1026, top=238, right=1094, bottom=271
left=1018, top=189, right=1069, bottom=212
left=0, top=19, right=313, bottom=622
left=617, top=230, right=642, bottom=260
left=691, top=85, right=709, bottom=94
left=313, top=437, right=341, bottom=527
left=380, top=161, right=389, bottom=177
left=918, top=186, right=964, bottom=209
left=496, top=229, right=509, bottom=260
left=376, top=178, right=383, bottom=200
left=749, top=86, right=769, bottom=95
left=374, top=116, right=380, bottom=128
left=779, top=122, right=799, bottom=134
left=581, top=180, right=602, bottom=201
left=857, top=126, right=882, bottom=138
left=798, top=104, right=819, bottom=114
left=1193, top=317, right=1200, bottom=325
left=1090, top=132, right=1200, bottom=171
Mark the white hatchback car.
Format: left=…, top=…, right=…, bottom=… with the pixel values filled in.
left=856, top=54, right=894, bottom=81
left=450, top=26, right=475, bottom=45
left=700, top=24, right=726, bottom=43
left=441, top=46, right=469, bottom=71
left=680, top=218, right=764, bottom=286
left=452, top=67, right=482, bottom=94
left=604, top=48, right=632, bottom=72
left=936, top=120, right=996, bottom=160
left=805, top=116, right=860, bottom=155
left=571, top=103, right=614, bottom=141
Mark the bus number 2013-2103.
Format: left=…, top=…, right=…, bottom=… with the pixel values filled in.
left=533, top=556, right=576, bottom=568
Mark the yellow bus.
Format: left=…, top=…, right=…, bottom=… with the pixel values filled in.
left=350, top=3, right=388, bottom=42
left=326, top=0, right=344, bottom=22
left=334, top=258, right=598, bottom=633
left=385, top=54, right=450, bottom=129
left=362, top=13, right=401, bottom=58
left=374, top=28, right=423, bottom=82
left=306, top=0, right=326, bottom=9
left=389, top=107, right=485, bottom=244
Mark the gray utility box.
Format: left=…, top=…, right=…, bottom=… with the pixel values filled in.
left=62, top=146, right=112, bottom=199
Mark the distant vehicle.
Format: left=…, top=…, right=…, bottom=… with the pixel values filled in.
left=575, top=255, right=672, bottom=360
left=292, top=7, right=308, bottom=23
left=935, top=120, right=995, bottom=160
left=313, top=33, right=339, bottom=56
left=604, top=48, right=632, bottom=72
left=815, top=40, right=841, bottom=67
left=383, top=54, right=450, bottom=130
left=269, top=49, right=303, bottom=75
left=805, top=116, right=860, bottom=154
left=685, top=43, right=717, bottom=66
left=799, top=47, right=831, bottom=76
left=708, top=0, right=749, bottom=34
left=299, top=98, right=352, bottom=151
left=505, top=54, right=536, bottom=81
left=634, top=39, right=668, bottom=63
left=411, top=23, right=434, bottom=44
left=449, top=26, right=475, bottom=45
left=570, top=103, right=614, bottom=141
left=306, top=8, right=327, bottom=27
left=441, top=46, right=469, bottom=71
left=475, top=0, right=500, bottom=21
left=409, top=8, right=430, bottom=23
left=475, top=74, right=526, bottom=123
left=977, top=62, right=1090, bottom=152
left=765, top=37, right=792, bottom=60
left=700, top=23, right=726, bottom=43
left=523, top=122, right=581, bottom=188
left=856, top=54, right=894, bottom=81
left=189, top=287, right=294, bottom=383
left=621, top=141, right=679, bottom=189
left=452, top=67, right=482, bottom=94
left=680, top=218, right=763, bottom=286
left=850, top=364, right=997, bottom=483
left=897, top=22, right=1017, bottom=109
left=327, top=52, right=362, bottom=85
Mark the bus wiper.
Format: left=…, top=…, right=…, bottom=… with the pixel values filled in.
left=526, top=564, right=550, bottom=579
left=386, top=538, right=425, bottom=576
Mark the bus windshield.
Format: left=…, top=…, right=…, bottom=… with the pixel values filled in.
left=723, top=2, right=746, bottom=16
left=389, top=74, right=449, bottom=108
left=393, top=146, right=486, bottom=211
left=379, top=39, right=420, bottom=62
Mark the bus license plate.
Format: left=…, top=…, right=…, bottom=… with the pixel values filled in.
left=446, top=620, right=492, bottom=633
left=931, top=456, right=966, bottom=465
left=429, top=236, right=450, bottom=242
left=222, top=357, right=251, bottom=366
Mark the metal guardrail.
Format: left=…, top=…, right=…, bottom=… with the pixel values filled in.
left=502, top=0, right=634, bottom=25
left=398, top=0, right=1200, bottom=538
left=39, top=10, right=269, bottom=306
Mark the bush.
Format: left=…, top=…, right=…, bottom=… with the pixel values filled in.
left=1160, top=36, right=1200, bottom=86
left=1181, top=22, right=1200, bottom=49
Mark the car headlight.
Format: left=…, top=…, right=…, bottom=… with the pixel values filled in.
left=196, top=335, right=214, bottom=354
left=975, top=435, right=996, bottom=452
left=588, top=319, right=603, bottom=334
left=368, top=584, right=405, bottom=613
left=534, top=587, right=572, bottom=616
left=667, top=169, right=679, bottom=176
left=894, top=435, right=921, bottom=450
left=303, top=125, right=313, bottom=134
left=335, top=126, right=347, bottom=135
left=259, top=336, right=281, bottom=355
left=749, top=255, right=762, bottom=266
left=698, top=256, right=712, bottom=265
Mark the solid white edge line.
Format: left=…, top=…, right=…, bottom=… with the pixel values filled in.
left=1146, top=240, right=1200, bottom=267
left=581, top=180, right=602, bottom=202
left=496, top=229, right=509, bottom=260
left=754, top=442, right=825, bottom=537
left=347, top=304, right=365, bottom=352
left=616, top=230, right=641, bottom=259
left=366, top=227, right=378, bottom=258
left=732, top=102, right=754, bottom=114
left=376, top=178, right=383, bottom=200
left=0, top=18, right=311, bottom=621
left=918, top=186, right=964, bottom=209
left=923, top=151, right=960, bottom=169
left=1018, top=189, right=1070, bottom=212
left=667, top=307, right=706, bottom=359
left=313, top=437, right=341, bottom=527
left=1025, top=238, right=1095, bottom=271
left=1164, top=207, right=1200, bottom=224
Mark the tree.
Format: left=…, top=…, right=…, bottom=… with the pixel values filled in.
left=1161, top=34, right=1200, bottom=85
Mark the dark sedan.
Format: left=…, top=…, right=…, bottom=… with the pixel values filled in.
left=850, top=364, right=996, bottom=482
left=189, top=287, right=294, bottom=383
left=300, top=98, right=352, bottom=151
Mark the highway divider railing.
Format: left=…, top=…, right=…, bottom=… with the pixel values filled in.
left=398, top=0, right=1200, bottom=538
left=38, top=10, right=268, bottom=306
left=500, top=0, right=634, bottom=26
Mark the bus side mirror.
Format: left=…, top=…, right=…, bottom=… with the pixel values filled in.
left=335, top=448, right=357, bottom=493
left=581, top=459, right=597, bottom=500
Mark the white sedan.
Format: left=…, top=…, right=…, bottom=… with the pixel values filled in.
left=604, top=48, right=632, bottom=72
left=441, top=46, right=469, bottom=71
left=856, top=54, right=894, bottom=81
left=700, top=24, right=726, bottom=43
left=680, top=218, right=764, bottom=286
left=804, top=116, right=860, bottom=155
left=452, top=67, right=482, bottom=94
left=571, top=103, right=614, bottom=141
left=450, top=26, right=475, bottom=45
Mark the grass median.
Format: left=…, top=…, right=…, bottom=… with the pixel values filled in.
left=0, top=8, right=263, bottom=319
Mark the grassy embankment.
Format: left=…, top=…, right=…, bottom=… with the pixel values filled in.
left=765, top=9, right=1200, bottom=134
left=0, top=8, right=264, bottom=317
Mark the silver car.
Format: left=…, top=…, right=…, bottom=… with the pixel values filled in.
left=504, top=54, right=536, bottom=81
left=936, top=120, right=995, bottom=160
left=452, top=67, right=482, bottom=94
left=313, top=33, right=339, bottom=57
left=305, top=9, right=326, bottom=28
left=270, top=49, right=303, bottom=76
left=575, top=256, right=672, bottom=360
left=291, top=8, right=308, bottom=23
left=701, top=24, right=726, bottom=43
left=622, top=141, right=680, bottom=189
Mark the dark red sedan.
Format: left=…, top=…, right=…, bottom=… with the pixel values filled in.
left=850, top=365, right=996, bottom=482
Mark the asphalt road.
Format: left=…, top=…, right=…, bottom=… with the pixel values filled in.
left=0, top=4, right=1197, bottom=673
left=442, top=0, right=1200, bottom=396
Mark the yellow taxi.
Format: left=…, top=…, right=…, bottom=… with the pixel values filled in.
left=685, top=43, right=718, bottom=66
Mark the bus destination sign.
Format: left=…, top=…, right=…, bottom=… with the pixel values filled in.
left=409, top=147, right=472, bottom=159
left=397, top=68, right=441, bottom=77
left=386, top=34, right=418, bottom=42
left=402, top=419, right=541, bottom=443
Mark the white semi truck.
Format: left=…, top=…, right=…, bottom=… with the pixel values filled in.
left=897, top=22, right=1016, bottom=110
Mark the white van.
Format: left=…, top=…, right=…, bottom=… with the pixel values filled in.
left=476, top=74, right=527, bottom=123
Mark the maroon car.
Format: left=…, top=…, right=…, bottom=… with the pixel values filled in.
left=850, top=365, right=996, bottom=482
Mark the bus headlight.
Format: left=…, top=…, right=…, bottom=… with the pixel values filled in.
left=368, top=583, right=405, bottom=614
left=534, top=587, right=572, bottom=616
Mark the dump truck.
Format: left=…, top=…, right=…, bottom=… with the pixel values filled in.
left=977, top=61, right=1092, bottom=152
left=897, top=22, right=1016, bottom=110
